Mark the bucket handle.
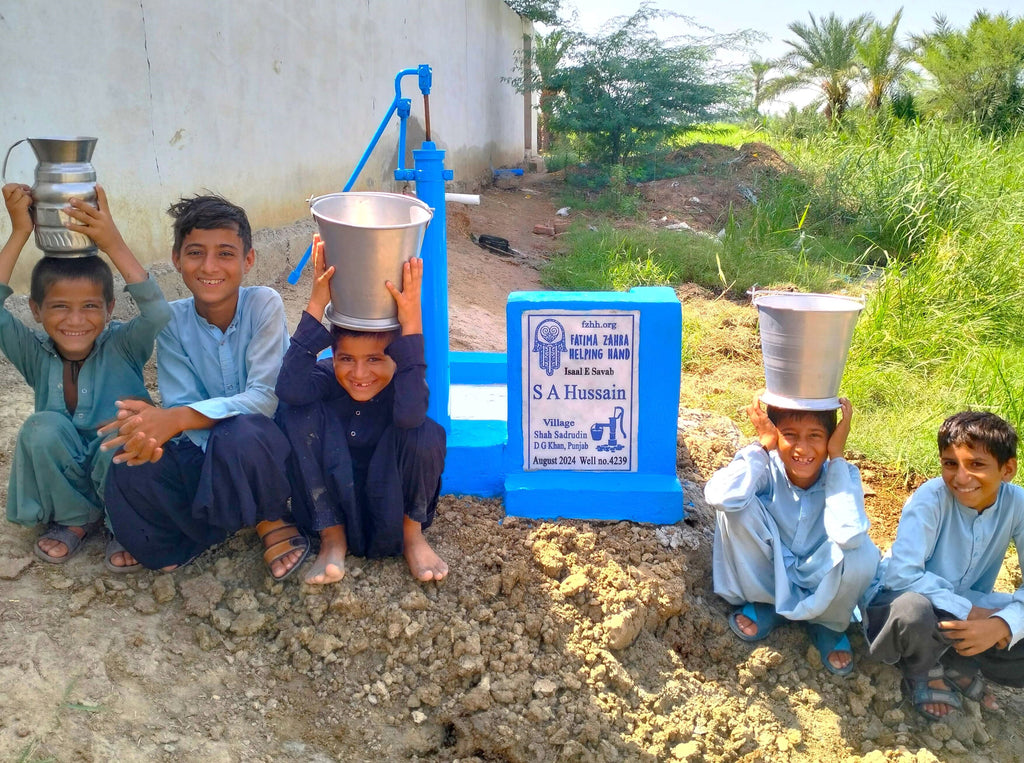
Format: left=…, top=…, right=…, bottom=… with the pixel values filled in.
left=2, top=138, right=28, bottom=184
left=747, top=286, right=865, bottom=306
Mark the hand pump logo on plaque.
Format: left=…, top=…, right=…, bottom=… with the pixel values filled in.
left=523, top=311, right=640, bottom=471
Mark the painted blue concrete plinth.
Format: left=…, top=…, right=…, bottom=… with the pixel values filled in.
left=503, top=286, right=683, bottom=524
left=443, top=418, right=506, bottom=496
left=450, top=350, right=507, bottom=384
left=504, top=472, right=683, bottom=524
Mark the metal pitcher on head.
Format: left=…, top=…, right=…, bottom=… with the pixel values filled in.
left=3, top=136, right=99, bottom=257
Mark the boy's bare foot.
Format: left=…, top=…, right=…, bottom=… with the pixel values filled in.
left=305, top=525, right=347, bottom=585
left=403, top=515, right=448, bottom=582
left=37, top=524, right=87, bottom=559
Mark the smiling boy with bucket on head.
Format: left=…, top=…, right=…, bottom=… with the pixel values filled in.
left=275, top=224, right=447, bottom=586
left=704, top=291, right=880, bottom=675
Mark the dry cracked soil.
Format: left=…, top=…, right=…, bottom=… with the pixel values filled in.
left=1, top=144, right=1023, bottom=762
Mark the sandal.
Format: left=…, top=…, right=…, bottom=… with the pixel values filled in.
left=728, top=602, right=783, bottom=642
left=257, top=520, right=311, bottom=581
left=807, top=622, right=855, bottom=676
left=944, top=666, right=998, bottom=710
left=34, top=521, right=98, bottom=564
left=104, top=535, right=142, bottom=574
left=902, top=665, right=962, bottom=721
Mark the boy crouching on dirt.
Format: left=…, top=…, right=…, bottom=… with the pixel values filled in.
left=99, top=195, right=308, bottom=579
left=705, top=393, right=880, bottom=675
left=1, top=183, right=171, bottom=569
left=275, top=236, right=447, bottom=585
left=864, top=411, right=1024, bottom=721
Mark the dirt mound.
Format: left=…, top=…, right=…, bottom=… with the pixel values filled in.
left=642, top=142, right=795, bottom=232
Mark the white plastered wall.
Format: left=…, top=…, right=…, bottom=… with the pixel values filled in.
left=0, top=0, right=534, bottom=290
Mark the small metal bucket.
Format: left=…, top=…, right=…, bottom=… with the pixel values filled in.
left=751, top=290, right=865, bottom=410
left=3, top=136, right=100, bottom=257
left=310, top=192, right=433, bottom=330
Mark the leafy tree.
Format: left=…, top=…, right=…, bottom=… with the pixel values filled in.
left=912, top=12, right=1024, bottom=133
left=857, top=9, right=910, bottom=112
left=504, top=0, right=560, bottom=25
left=776, top=12, right=872, bottom=122
left=548, top=6, right=738, bottom=163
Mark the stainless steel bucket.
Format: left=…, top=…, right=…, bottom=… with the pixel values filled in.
left=310, top=192, right=433, bottom=330
left=2, top=136, right=99, bottom=257
left=752, top=290, right=865, bottom=410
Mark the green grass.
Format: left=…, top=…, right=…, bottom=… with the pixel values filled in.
left=542, top=218, right=856, bottom=298
left=667, top=123, right=760, bottom=149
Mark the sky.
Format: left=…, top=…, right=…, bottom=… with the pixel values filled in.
left=551, top=1, right=1024, bottom=111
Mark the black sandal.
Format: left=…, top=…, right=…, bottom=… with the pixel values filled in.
left=902, top=665, right=962, bottom=721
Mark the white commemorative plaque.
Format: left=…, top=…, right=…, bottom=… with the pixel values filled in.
left=523, top=310, right=640, bottom=471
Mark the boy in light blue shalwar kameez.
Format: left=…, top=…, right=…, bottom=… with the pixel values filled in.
left=705, top=394, right=880, bottom=675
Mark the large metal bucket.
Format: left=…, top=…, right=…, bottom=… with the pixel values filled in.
left=311, top=192, right=432, bottom=330
left=752, top=291, right=864, bottom=410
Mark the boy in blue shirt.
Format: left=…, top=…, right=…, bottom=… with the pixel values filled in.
left=1, top=182, right=170, bottom=567
left=866, top=411, right=1024, bottom=720
left=705, top=393, right=880, bottom=675
left=99, top=195, right=307, bottom=579
left=275, top=237, right=446, bottom=584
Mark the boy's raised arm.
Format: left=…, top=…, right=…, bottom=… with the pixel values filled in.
left=63, top=185, right=147, bottom=283
left=386, top=256, right=424, bottom=336
left=0, top=183, right=33, bottom=285
left=304, top=234, right=334, bottom=323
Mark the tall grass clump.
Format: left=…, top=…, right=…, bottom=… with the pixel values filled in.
left=541, top=223, right=849, bottom=295
left=777, top=122, right=1024, bottom=263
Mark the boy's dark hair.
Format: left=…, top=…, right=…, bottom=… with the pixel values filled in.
left=167, top=195, right=252, bottom=254
left=938, top=411, right=1018, bottom=466
left=330, top=324, right=400, bottom=352
left=30, top=255, right=115, bottom=305
left=766, top=405, right=838, bottom=438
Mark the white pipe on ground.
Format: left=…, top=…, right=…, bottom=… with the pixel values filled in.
left=445, top=193, right=480, bottom=205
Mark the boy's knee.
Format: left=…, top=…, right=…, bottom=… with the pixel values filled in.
left=217, top=414, right=287, bottom=448
left=842, top=541, right=881, bottom=586
left=18, top=411, right=79, bottom=453
left=395, top=418, right=446, bottom=457
left=209, top=414, right=289, bottom=467
left=889, top=591, right=939, bottom=632
left=715, top=500, right=773, bottom=543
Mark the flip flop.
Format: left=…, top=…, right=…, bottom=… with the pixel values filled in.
left=807, top=622, right=855, bottom=676
left=728, top=602, right=783, bottom=642
left=34, top=521, right=98, bottom=564
left=104, top=536, right=142, bottom=574
left=258, top=520, right=311, bottom=581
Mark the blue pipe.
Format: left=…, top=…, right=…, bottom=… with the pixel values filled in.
left=287, top=66, right=430, bottom=284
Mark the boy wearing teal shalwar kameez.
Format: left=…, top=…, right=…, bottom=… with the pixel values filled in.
left=1, top=182, right=171, bottom=567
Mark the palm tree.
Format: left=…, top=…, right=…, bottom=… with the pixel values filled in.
left=743, top=57, right=776, bottom=115
left=858, top=9, right=908, bottom=112
left=778, top=12, right=872, bottom=122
